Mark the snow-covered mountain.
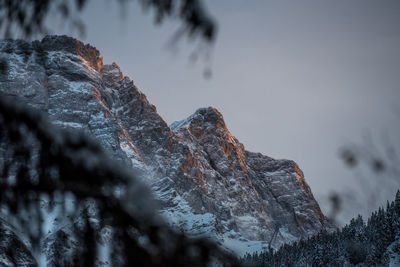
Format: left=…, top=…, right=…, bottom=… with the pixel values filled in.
left=0, top=35, right=335, bottom=257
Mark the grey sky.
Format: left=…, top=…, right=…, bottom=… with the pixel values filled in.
left=46, top=0, right=400, bottom=224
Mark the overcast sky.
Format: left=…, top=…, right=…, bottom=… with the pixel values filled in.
left=45, top=0, right=400, bottom=224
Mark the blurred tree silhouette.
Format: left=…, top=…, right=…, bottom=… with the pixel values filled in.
left=0, top=95, right=235, bottom=266
left=0, top=0, right=217, bottom=78
left=0, top=0, right=216, bottom=42
left=328, top=132, right=400, bottom=225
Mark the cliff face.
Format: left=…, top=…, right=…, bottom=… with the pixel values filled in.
left=0, top=35, right=334, bottom=255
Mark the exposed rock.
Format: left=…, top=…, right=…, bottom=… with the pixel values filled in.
left=0, top=35, right=335, bottom=257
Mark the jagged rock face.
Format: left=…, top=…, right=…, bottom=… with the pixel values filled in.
left=0, top=36, right=334, bottom=255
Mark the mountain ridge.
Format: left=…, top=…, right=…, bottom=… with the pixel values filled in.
left=0, top=35, right=335, bottom=256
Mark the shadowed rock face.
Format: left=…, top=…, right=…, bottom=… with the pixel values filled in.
left=0, top=35, right=334, bottom=255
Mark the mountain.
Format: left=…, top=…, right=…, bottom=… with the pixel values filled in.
left=0, top=35, right=334, bottom=256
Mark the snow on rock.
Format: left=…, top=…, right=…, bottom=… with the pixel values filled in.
left=0, top=36, right=336, bottom=262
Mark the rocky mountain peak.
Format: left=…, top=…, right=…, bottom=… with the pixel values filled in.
left=171, top=107, right=226, bottom=132
left=0, top=35, right=335, bottom=257
left=102, top=62, right=123, bottom=81
left=171, top=106, right=247, bottom=172
left=39, top=35, right=103, bottom=71
left=170, top=106, right=236, bottom=147
left=192, top=107, right=226, bottom=127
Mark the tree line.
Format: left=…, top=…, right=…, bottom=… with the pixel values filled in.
left=241, top=191, right=400, bottom=266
